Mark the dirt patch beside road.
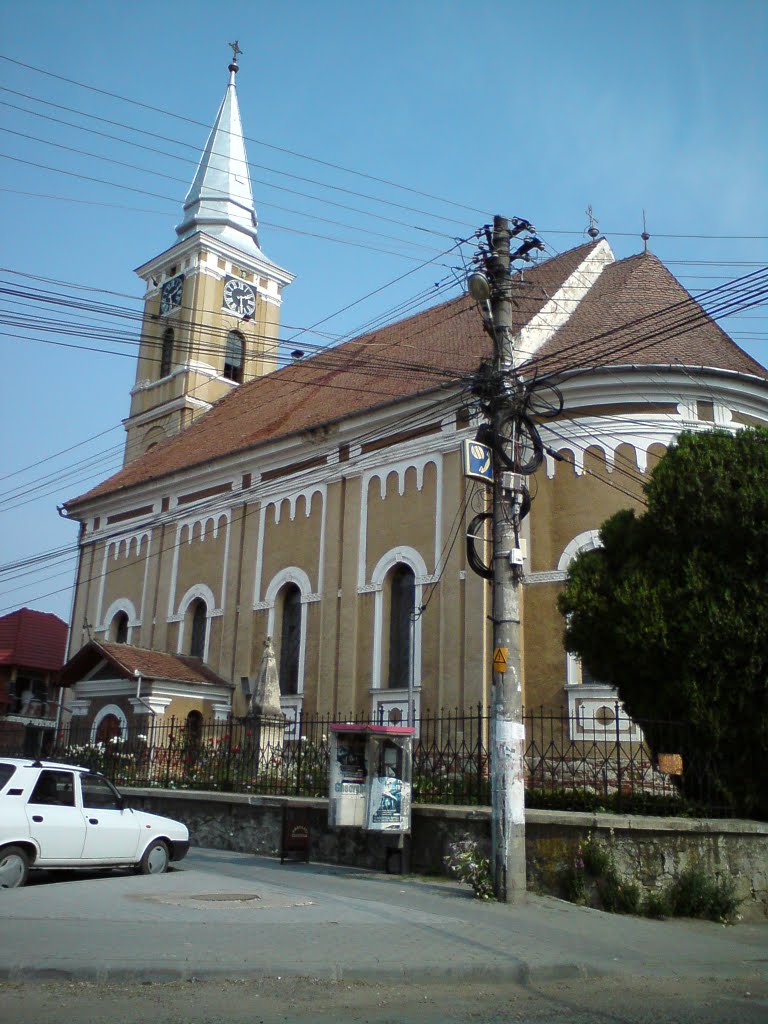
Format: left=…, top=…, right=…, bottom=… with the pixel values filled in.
left=1, top=975, right=766, bottom=1024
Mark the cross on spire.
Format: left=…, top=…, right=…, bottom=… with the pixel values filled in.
left=228, top=39, right=243, bottom=73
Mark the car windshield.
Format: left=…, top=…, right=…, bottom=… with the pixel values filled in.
left=0, top=763, right=17, bottom=790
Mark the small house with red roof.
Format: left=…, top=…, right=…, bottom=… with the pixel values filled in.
left=0, top=607, right=68, bottom=755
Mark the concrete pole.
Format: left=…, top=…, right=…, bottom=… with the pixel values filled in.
left=488, top=215, right=527, bottom=902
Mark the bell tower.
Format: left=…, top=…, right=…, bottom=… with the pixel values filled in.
left=124, top=45, right=294, bottom=464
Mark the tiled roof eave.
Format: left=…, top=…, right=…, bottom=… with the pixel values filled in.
left=548, top=362, right=768, bottom=386
left=65, top=376, right=465, bottom=513
left=62, top=641, right=232, bottom=689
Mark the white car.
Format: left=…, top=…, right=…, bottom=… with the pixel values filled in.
left=0, top=758, right=189, bottom=889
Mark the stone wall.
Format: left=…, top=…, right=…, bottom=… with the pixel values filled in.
left=123, top=789, right=768, bottom=922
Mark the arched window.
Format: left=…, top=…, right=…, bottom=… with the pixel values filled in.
left=90, top=703, right=128, bottom=745
left=185, top=710, right=203, bottom=750
left=96, top=714, right=121, bottom=744
left=160, top=327, right=174, bottom=378
left=387, top=564, right=415, bottom=690
left=111, top=611, right=129, bottom=644
left=278, top=584, right=302, bottom=695
left=224, top=330, right=244, bottom=383
left=187, top=599, right=208, bottom=660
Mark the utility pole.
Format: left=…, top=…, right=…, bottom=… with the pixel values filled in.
left=466, top=214, right=545, bottom=901
left=487, top=215, right=526, bottom=902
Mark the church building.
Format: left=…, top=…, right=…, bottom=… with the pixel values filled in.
left=60, top=55, right=768, bottom=745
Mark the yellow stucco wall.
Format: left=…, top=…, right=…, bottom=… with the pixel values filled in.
left=72, top=429, right=676, bottom=723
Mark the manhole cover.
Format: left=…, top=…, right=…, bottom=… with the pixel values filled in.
left=190, top=893, right=261, bottom=902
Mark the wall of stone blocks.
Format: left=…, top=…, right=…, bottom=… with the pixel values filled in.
left=123, top=789, right=768, bottom=922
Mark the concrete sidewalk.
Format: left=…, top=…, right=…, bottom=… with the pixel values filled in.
left=1, top=848, right=765, bottom=984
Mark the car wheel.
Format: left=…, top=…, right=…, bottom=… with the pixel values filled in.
left=138, top=839, right=170, bottom=875
left=0, top=845, right=30, bottom=889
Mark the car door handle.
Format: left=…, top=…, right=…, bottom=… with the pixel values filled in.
left=32, top=815, right=43, bottom=822
left=88, top=818, right=99, bottom=825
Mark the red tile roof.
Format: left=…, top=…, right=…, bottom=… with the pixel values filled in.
left=0, top=608, right=68, bottom=672
left=67, top=243, right=767, bottom=509
left=60, top=641, right=232, bottom=688
left=67, top=243, right=598, bottom=508
left=530, top=252, right=767, bottom=378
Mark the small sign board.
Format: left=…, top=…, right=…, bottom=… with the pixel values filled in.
left=280, top=806, right=311, bottom=863
left=493, top=646, right=508, bottom=673
left=462, top=440, right=493, bottom=484
left=657, top=753, right=684, bottom=776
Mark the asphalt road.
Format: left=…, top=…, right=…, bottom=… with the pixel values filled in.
left=0, top=847, right=766, bottom=1022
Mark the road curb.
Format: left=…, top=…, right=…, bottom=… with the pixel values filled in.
left=0, top=960, right=603, bottom=986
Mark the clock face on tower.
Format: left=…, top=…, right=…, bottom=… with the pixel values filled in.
left=223, top=277, right=257, bottom=318
left=159, top=274, right=184, bottom=315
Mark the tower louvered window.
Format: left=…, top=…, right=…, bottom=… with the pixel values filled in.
left=224, top=331, right=245, bottom=383
left=160, top=328, right=174, bottom=378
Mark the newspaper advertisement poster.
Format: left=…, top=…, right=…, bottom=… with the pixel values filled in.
left=366, top=775, right=411, bottom=832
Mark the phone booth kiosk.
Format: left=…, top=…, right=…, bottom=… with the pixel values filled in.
left=328, top=724, right=415, bottom=833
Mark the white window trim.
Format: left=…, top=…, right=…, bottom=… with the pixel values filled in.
left=101, top=598, right=139, bottom=644
left=175, top=583, right=217, bottom=662
left=558, top=530, right=603, bottom=689
left=370, top=547, right=428, bottom=692
left=90, top=703, right=128, bottom=744
left=263, top=567, right=314, bottom=698
left=558, top=530, right=640, bottom=740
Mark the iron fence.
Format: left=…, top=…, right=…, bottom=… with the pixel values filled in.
left=0, top=704, right=730, bottom=815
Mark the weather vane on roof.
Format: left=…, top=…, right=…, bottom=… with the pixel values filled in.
left=641, top=210, right=650, bottom=254
left=228, top=40, right=243, bottom=72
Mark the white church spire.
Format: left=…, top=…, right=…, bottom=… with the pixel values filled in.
left=175, top=43, right=262, bottom=257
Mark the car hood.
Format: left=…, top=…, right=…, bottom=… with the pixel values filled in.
left=129, top=807, right=189, bottom=838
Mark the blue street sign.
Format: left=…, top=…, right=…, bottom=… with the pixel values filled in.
left=462, top=439, right=493, bottom=484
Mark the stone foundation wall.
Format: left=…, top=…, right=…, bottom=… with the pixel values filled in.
left=123, top=789, right=768, bottom=922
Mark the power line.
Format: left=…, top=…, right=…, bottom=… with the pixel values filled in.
left=0, top=55, right=489, bottom=220
left=0, top=152, right=457, bottom=266
left=0, top=382, right=473, bottom=610
left=0, top=89, right=473, bottom=238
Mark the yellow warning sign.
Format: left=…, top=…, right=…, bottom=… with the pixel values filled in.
left=493, top=647, right=508, bottom=673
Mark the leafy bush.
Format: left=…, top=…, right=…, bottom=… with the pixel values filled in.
left=559, top=832, right=641, bottom=915
left=559, top=836, right=741, bottom=923
left=643, top=889, right=672, bottom=918
left=525, top=786, right=718, bottom=818
left=559, top=429, right=768, bottom=820
left=443, top=834, right=495, bottom=900
left=665, top=866, right=740, bottom=923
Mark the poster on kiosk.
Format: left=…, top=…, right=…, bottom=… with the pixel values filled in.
left=329, top=725, right=415, bottom=832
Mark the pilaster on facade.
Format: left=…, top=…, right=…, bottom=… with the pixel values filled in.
left=166, top=510, right=232, bottom=623
left=212, top=702, right=231, bottom=722
left=94, top=532, right=152, bottom=639
left=356, top=453, right=443, bottom=593
left=128, top=696, right=172, bottom=717
left=252, top=484, right=327, bottom=607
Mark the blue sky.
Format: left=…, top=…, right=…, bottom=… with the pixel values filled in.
left=1, top=0, right=766, bottom=622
